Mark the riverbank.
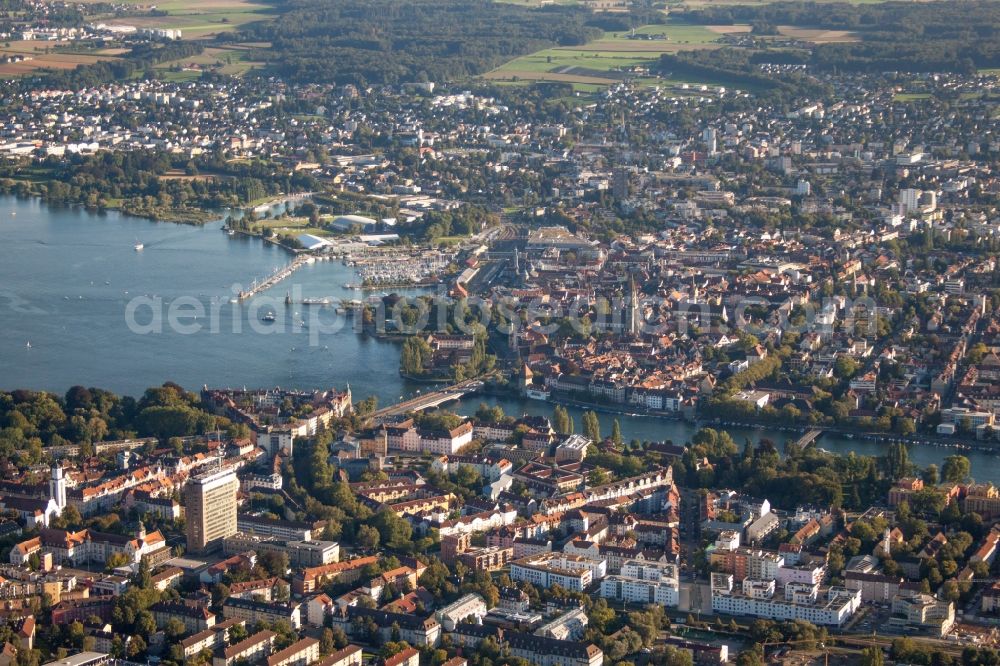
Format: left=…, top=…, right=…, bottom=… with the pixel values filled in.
left=513, top=386, right=999, bottom=456
left=703, top=417, right=998, bottom=455
left=453, top=394, right=1000, bottom=484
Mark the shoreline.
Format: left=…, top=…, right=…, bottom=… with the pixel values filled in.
left=0, top=186, right=226, bottom=226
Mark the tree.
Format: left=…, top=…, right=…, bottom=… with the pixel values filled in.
left=356, top=524, right=380, bottom=551
left=400, top=337, right=431, bottom=376
left=59, top=504, right=82, bottom=528
left=259, top=551, right=290, bottom=577
left=862, top=646, right=884, bottom=666
left=884, top=441, right=910, bottom=480
left=582, top=411, right=601, bottom=442
left=588, top=468, right=609, bottom=486
left=735, top=647, right=764, bottom=666
left=211, top=582, right=230, bottom=608
left=309, top=436, right=333, bottom=489
left=834, top=356, right=859, bottom=379
left=941, top=455, right=971, bottom=483
left=319, top=629, right=335, bottom=656
left=662, top=645, right=695, bottom=666
left=372, top=509, right=413, bottom=550
left=453, top=464, right=481, bottom=489
left=611, top=419, right=623, bottom=446
left=896, top=417, right=916, bottom=436
left=922, top=464, right=939, bottom=486
left=909, top=488, right=947, bottom=516
left=475, top=403, right=505, bottom=424
left=164, top=618, right=187, bottom=640
left=587, top=598, right=617, bottom=633
left=355, top=395, right=378, bottom=417
left=329, top=627, right=348, bottom=650
left=135, top=557, right=152, bottom=589
left=105, top=551, right=130, bottom=571
left=553, top=405, right=572, bottom=435
left=126, top=635, right=147, bottom=660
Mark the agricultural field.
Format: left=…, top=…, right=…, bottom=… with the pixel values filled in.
left=154, top=43, right=267, bottom=81
left=0, top=0, right=274, bottom=78
left=76, top=0, right=273, bottom=40
left=776, top=26, right=859, bottom=43
left=484, top=21, right=745, bottom=88
left=0, top=40, right=120, bottom=77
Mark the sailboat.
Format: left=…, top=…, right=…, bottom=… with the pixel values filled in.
left=134, top=238, right=144, bottom=251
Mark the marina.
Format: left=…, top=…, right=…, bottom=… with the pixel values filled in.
left=344, top=245, right=451, bottom=287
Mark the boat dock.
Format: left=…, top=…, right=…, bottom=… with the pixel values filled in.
left=237, top=255, right=309, bottom=301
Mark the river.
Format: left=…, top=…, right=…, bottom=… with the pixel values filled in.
left=0, top=196, right=997, bottom=483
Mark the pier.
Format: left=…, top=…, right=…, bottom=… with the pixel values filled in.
left=237, top=255, right=309, bottom=301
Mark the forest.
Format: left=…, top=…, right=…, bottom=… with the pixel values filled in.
left=233, top=0, right=606, bottom=86
left=682, top=0, right=1000, bottom=73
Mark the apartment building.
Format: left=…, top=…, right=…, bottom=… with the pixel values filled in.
left=384, top=647, right=420, bottom=666
left=844, top=570, right=903, bottom=603
left=223, top=598, right=301, bottom=630
left=151, top=601, right=216, bottom=633
left=599, top=559, right=679, bottom=607
left=510, top=553, right=606, bottom=592
left=186, top=468, right=239, bottom=554
left=212, top=630, right=276, bottom=666
left=710, top=574, right=860, bottom=626
left=314, top=645, right=362, bottom=666
left=505, top=633, right=603, bottom=666
left=266, top=637, right=319, bottom=666
left=340, top=607, right=441, bottom=647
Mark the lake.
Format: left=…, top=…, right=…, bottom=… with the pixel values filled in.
left=1, top=196, right=997, bottom=483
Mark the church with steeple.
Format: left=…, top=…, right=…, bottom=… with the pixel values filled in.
left=626, top=273, right=642, bottom=337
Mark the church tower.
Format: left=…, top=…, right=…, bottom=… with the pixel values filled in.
left=626, top=274, right=641, bottom=337
left=50, top=462, right=66, bottom=513
left=519, top=363, right=534, bottom=394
